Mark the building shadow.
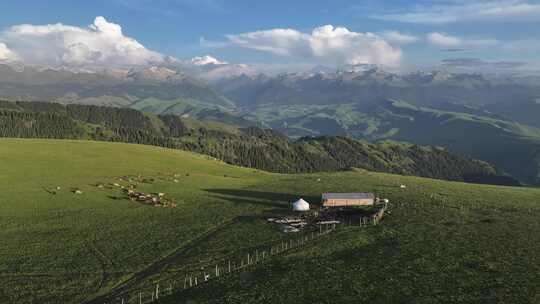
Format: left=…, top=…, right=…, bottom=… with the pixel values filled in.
left=204, top=188, right=320, bottom=211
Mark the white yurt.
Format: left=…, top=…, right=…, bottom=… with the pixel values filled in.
left=292, top=198, right=310, bottom=211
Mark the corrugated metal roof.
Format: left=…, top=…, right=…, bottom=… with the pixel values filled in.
left=322, top=193, right=375, bottom=200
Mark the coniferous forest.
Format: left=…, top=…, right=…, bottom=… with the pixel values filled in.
left=0, top=100, right=519, bottom=185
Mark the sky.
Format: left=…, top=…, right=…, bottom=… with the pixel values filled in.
left=1, top=0, right=540, bottom=73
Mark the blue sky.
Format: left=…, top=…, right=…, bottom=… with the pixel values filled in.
left=1, top=0, right=540, bottom=72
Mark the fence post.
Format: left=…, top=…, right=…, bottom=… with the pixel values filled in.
left=139, top=292, right=142, bottom=304
left=228, top=260, right=231, bottom=273
left=156, top=284, right=159, bottom=300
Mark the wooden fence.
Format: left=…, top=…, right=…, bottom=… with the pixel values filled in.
left=103, top=203, right=389, bottom=304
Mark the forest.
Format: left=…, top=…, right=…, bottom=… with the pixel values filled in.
left=0, top=100, right=519, bottom=185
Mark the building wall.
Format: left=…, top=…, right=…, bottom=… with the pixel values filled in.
left=323, top=198, right=374, bottom=207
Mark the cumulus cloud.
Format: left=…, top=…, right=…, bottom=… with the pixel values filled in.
left=427, top=32, right=500, bottom=49
left=0, top=42, right=18, bottom=61
left=372, top=0, right=540, bottom=24
left=190, top=54, right=227, bottom=65
left=206, top=25, right=402, bottom=67
left=380, top=31, right=419, bottom=45
left=0, top=16, right=163, bottom=69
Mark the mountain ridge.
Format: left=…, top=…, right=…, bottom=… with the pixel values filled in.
left=0, top=100, right=520, bottom=186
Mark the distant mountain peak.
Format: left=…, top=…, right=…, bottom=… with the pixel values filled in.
left=125, top=66, right=183, bottom=82
left=339, top=63, right=379, bottom=73
left=309, top=65, right=336, bottom=74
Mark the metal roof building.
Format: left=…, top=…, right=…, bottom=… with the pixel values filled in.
left=321, top=193, right=375, bottom=207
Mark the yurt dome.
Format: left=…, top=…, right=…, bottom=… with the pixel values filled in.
left=292, top=198, right=310, bottom=211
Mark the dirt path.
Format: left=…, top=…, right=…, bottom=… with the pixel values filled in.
left=82, top=219, right=235, bottom=304
left=89, top=243, right=114, bottom=292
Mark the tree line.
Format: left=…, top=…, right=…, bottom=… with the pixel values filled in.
left=0, top=101, right=520, bottom=186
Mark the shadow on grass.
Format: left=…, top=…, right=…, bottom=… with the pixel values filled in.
left=204, top=189, right=320, bottom=212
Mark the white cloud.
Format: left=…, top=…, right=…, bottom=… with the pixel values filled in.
left=0, top=16, right=163, bottom=69
left=226, top=28, right=310, bottom=57
left=372, top=0, right=540, bottom=24
left=427, top=32, right=500, bottom=49
left=427, top=32, right=462, bottom=48
left=190, top=54, right=227, bottom=65
left=0, top=42, right=18, bottom=61
left=380, top=31, right=419, bottom=45
left=210, top=25, right=402, bottom=67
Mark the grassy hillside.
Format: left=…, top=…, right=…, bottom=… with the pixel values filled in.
left=1, top=139, right=539, bottom=304
left=129, top=97, right=249, bottom=126
left=0, top=101, right=515, bottom=185
left=244, top=99, right=540, bottom=185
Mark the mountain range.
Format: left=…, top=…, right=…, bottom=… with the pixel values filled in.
left=0, top=61, right=539, bottom=185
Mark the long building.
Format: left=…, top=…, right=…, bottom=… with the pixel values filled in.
left=321, top=193, right=375, bottom=207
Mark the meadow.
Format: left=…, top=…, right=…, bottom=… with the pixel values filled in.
left=1, top=139, right=539, bottom=303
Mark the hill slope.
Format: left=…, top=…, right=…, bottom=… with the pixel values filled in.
left=0, top=139, right=539, bottom=304
left=0, top=101, right=517, bottom=185
left=244, top=99, right=540, bottom=185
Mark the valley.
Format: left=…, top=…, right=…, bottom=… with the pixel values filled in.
left=0, top=100, right=518, bottom=185
left=2, top=64, right=540, bottom=185
left=2, top=5, right=540, bottom=304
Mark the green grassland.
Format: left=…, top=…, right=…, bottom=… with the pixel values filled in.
left=243, top=100, right=540, bottom=185
left=1, top=139, right=540, bottom=304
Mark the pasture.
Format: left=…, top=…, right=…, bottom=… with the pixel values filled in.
left=1, top=139, right=539, bottom=303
